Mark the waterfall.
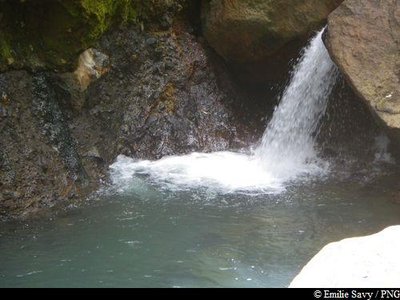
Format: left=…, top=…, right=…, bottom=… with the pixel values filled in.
left=255, top=29, right=339, bottom=177
left=110, top=29, right=338, bottom=193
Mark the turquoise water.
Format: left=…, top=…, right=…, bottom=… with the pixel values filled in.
left=1, top=170, right=400, bottom=288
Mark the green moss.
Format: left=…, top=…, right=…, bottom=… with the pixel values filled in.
left=0, top=37, right=14, bottom=67
left=119, top=0, right=138, bottom=23
left=80, top=0, right=140, bottom=39
left=80, top=0, right=118, bottom=39
left=0, top=0, right=186, bottom=72
left=0, top=0, right=141, bottom=72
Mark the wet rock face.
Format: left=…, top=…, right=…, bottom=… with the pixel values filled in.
left=201, top=0, right=343, bottom=84
left=0, top=22, right=251, bottom=218
left=31, top=73, right=88, bottom=184
left=0, top=72, right=86, bottom=217
left=87, top=26, right=248, bottom=160
left=324, top=0, right=400, bottom=141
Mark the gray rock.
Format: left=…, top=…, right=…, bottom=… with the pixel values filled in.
left=324, top=0, right=400, bottom=142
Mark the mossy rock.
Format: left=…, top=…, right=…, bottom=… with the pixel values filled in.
left=0, top=0, right=185, bottom=73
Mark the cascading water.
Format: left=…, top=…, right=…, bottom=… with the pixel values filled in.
left=255, top=29, right=338, bottom=177
left=110, top=29, right=338, bottom=193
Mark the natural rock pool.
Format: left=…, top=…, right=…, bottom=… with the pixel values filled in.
left=1, top=166, right=400, bottom=287
left=2, top=26, right=400, bottom=288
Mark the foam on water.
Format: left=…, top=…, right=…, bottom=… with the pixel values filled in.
left=110, top=29, right=338, bottom=194
left=111, top=152, right=285, bottom=194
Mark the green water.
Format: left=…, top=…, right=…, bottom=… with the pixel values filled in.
left=1, top=171, right=400, bottom=288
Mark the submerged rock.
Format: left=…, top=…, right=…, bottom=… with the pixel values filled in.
left=324, top=0, right=400, bottom=142
left=290, top=226, right=400, bottom=287
left=201, top=0, right=343, bottom=83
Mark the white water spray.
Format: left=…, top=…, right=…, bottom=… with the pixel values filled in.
left=255, top=29, right=338, bottom=177
left=110, top=29, right=338, bottom=193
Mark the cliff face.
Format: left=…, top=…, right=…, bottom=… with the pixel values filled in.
left=0, top=1, right=260, bottom=218
left=324, top=0, right=400, bottom=142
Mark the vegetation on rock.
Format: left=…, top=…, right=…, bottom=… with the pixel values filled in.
left=0, top=0, right=185, bottom=72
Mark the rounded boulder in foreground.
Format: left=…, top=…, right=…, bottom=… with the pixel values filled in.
left=290, top=225, right=400, bottom=287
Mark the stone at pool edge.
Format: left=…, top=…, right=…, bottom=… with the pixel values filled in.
left=323, top=0, right=400, bottom=145
left=289, top=225, right=400, bottom=288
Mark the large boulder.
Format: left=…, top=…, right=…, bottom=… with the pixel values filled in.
left=0, top=0, right=185, bottom=72
left=201, top=0, right=343, bottom=83
left=324, top=0, right=400, bottom=141
left=290, top=226, right=400, bottom=287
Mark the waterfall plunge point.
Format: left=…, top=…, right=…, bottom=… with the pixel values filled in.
left=110, top=29, right=339, bottom=194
